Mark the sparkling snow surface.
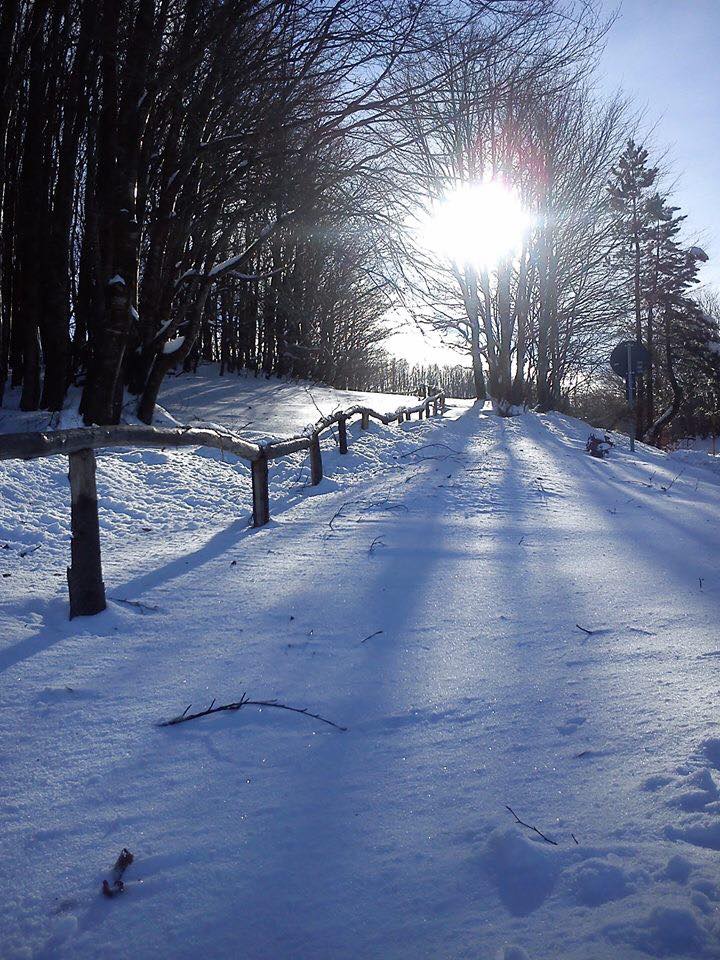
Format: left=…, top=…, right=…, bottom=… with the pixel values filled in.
left=1, top=373, right=720, bottom=959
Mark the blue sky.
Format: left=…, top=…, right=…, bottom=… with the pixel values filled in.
left=598, top=0, right=720, bottom=287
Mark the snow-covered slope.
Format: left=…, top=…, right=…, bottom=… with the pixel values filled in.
left=156, top=366, right=455, bottom=438
left=1, top=377, right=720, bottom=960
left=0, top=366, right=447, bottom=438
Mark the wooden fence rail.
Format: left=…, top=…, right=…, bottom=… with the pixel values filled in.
left=0, top=390, right=445, bottom=617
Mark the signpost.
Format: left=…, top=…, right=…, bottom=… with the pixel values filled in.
left=610, top=340, right=651, bottom=453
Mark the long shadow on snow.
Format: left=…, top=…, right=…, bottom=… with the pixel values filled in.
left=0, top=419, right=401, bottom=674
left=187, top=411, right=487, bottom=958
left=526, top=414, right=719, bottom=617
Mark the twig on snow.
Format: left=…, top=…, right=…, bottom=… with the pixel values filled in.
left=400, top=443, right=465, bottom=458
left=329, top=500, right=358, bottom=530
left=19, top=544, right=41, bottom=558
left=159, top=692, right=347, bottom=731
left=533, top=477, right=549, bottom=507
left=329, top=497, right=408, bottom=531
left=102, top=848, right=134, bottom=898
left=399, top=443, right=466, bottom=463
left=661, top=469, right=684, bottom=493
left=109, top=596, right=160, bottom=614
left=360, top=630, right=383, bottom=644
left=575, top=623, right=599, bottom=636
left=505, top=805, right=558, bottom=845
left=368, top=536, right=386, bottom=554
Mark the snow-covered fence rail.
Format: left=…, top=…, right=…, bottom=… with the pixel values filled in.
left=0, top=391, right=445, bottom=618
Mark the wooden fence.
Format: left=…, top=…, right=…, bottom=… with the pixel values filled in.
left=0, top=390, right=445, bottom=618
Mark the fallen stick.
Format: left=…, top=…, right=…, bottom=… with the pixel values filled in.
left=505, top=805, right=558, bottom=845
left=102, top=848, right=134, bottom=898
left=360, top=630, right=383, bottom=644
left=109, top=596, right=160, bottom=614
left=159, top=692, right=347, bottom=731
left=661, top=469, right=685, bottom=493
left=399, top=443, right=465, bottom=458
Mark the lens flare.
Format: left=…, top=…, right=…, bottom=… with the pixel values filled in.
left=424, top=180, right=531, bottom=269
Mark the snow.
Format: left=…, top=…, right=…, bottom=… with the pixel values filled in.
left=161, top=335, right=185, bottom=355
left=156, top=366, right=450, bottom=439
left=1, top=373, right=720, bottom=959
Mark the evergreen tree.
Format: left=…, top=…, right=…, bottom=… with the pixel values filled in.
left=607, top=139, right=659, bottom=434
left=642, top=204, right=711, bottom=444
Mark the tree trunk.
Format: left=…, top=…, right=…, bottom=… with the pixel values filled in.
left=643, top=309, right=682, bottom=446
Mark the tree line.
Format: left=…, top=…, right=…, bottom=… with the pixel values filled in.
left=1, top=0, right=718, bottom=441
left=1, top=0, right=447, bottom=421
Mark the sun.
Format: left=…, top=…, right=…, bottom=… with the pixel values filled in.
left=424, top=180, right=531, bottom=269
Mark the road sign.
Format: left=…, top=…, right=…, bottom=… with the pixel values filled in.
left=610, top=340, right=651, bottom=378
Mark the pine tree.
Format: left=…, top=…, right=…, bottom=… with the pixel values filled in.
left=607, top=139, right=659, bottom=435
left=642, top=205, right=710, bottom=444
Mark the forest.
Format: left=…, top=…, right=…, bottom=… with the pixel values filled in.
left=0, top=0, right=718, bottom=441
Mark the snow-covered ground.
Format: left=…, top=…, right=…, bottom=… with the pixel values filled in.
left=1, top=372, right=720, bottom=959
left=0, top=366, right=436, bottom=439
left=157, top=367, right=444, bottom=439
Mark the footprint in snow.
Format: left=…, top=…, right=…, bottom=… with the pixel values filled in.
left=556, top=716, right=586, bottom=735
left=645, top=738, right=720, bottom=851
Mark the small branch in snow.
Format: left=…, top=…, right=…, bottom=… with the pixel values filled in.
left=533, top=478, right=549, bottom=507
left=368, top=536, right=385, bottom=555
left=159, top=692, right=347, bottom=731
left=109, top=596, right=160, bottom=614
left=660, top=469, right=684, bottom=493
left=328, top=499, right=365, bottom=530
left=505, top=805, right=558, bottom=846
left=19, top=544, right=41, bottom=557
left=399, top=443, right=465, bottom=462
left=360, top=630, right=383, bottom=644
left=102, top=848, right=134, bottom=898
left=575, top=623, right=600, bottom=636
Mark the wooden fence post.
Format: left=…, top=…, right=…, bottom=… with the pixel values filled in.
left=310, top=433, right=323, bottom=485
left=425, top=400, right=431, bottom=418
left=338, top=416, right=348, bottom=453
left=397, top=412, right=404, bottom=426
left=433, top=398, right=438, bottom=415
left=405, top=411, right=411, bottom=422
left=67, top=449, right=106, bottom=618
left=251, top=452, right=270, bottom=526
left=361, top=411, right=369, bottom=429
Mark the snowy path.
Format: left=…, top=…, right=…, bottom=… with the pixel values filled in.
left=1, top=402, right=720, bottom=959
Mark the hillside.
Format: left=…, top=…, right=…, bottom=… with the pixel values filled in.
left=1, top=373, right=720, bottom=959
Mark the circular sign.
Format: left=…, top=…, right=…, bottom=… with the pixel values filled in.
left=610, top=340, right=651, bottom=377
